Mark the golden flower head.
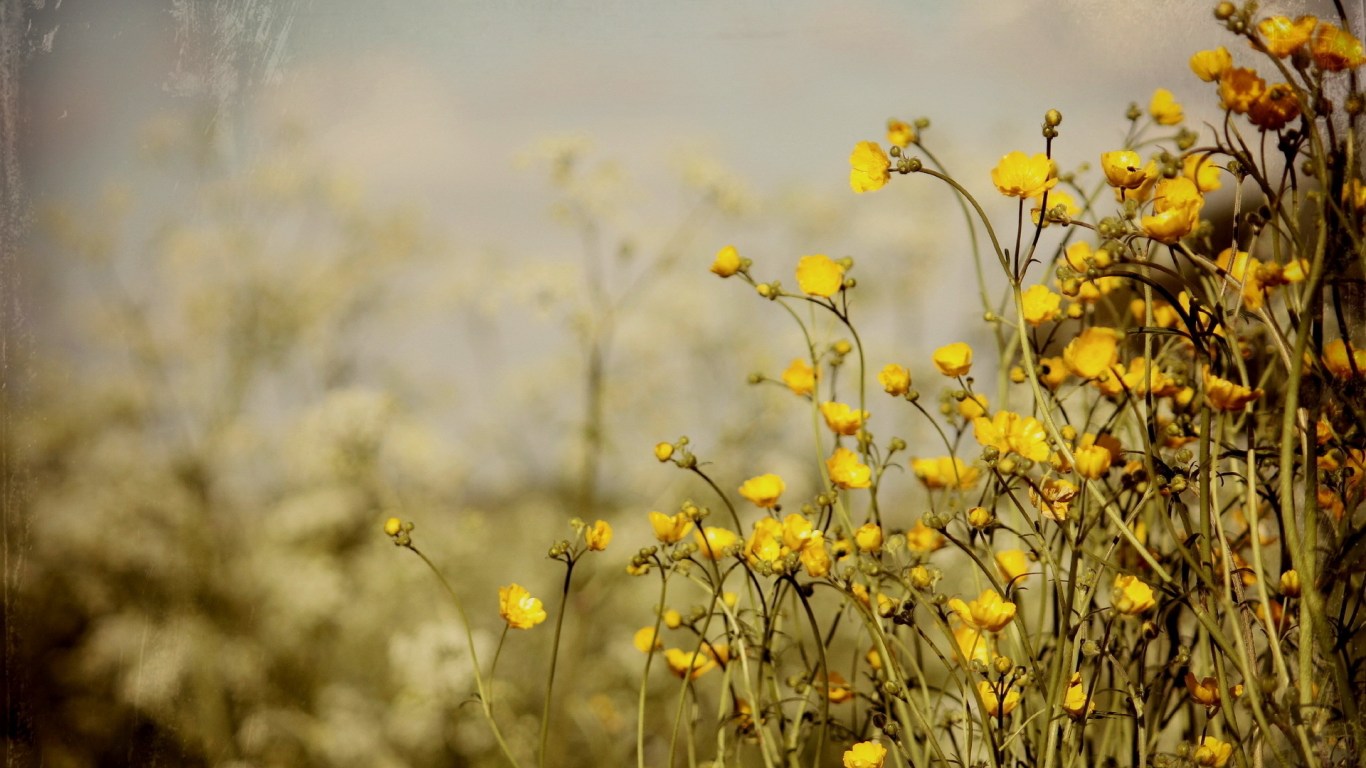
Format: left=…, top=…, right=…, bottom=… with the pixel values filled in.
left=664, top=648, right=715, bottom=679
left=384, top=517, right=402, bottom=536
left=1149, top=88, right=1184, bottom=125
left=585, top=519, right=613, bottom=551
left=780, top=513, right=819, bottom=552
left=1193, top=737, right=1234, bottom=768
left=649, top=510, right=695, bottom=543
left=1111, top=574, right=1156, bottom=615
left=634, top=626, right=664, bottom=653
left=991, top=151, right=1057, bottom=198
left=710, top=245, right=742, bottom=277
left=855, top=522, right=883, bottom=553
left=1185, top=673, right=1223, bottom=708
left=886, top=119, right=915, bottom=148
left=799, top=533, right=832, bottom=577
left=1248, top=82, right=1301, bottom=131
left=499, top=584, right=548, bottom=629
left=821, top=671, right=854, bottom=703
left=932, top=342, right=973, bottom=377
left=958, top=393, right=989, bottom=419
left=1323, top=340, right=1366, bottom=378
left=843, top=741, right=887, bottom=768
left=1312, top=22, right=1366, bottom=71
left=1030, top=188, right=1080, bottom=227
left=1203, top=366, right=1264, bottom=411
left=1074, top=443, right=1114, bottom=480
left=654, top=442, right=675, bottom=461
left=1021, top=284, right=1062, bottom=326
left=1142, top=205, right=1200, bottom=244
left=949, top=589, right=1017, bottom=633
left=1062, top=672, right=1095, bottom=719
left=738, top=473, right=786, bottom=508
left=1257, top=15, right=1317, bottom=57
left=1182, top=153, right=1223, bottom=192
left=796, top=254, right=845, bottom=297
left=996, top=549, right=1030, bottom=583
left=1101, top=150, right=1149, bottom=189
left=663, top=609, right=683, bottom=629
left=968, top=505, right=993, bottom=529
left=954, top=624, right=992, bottom=665
left=878, top=363, right=911, bottom=396
left=827, top=447, right=872, bottom=489
left=1030, top=476, right=1079, bottom=522
left=978, top=680, right=1021, bottom=717
left=1280, top=569, right=1302, bottom=597
left=1063, top=327, right=1120, bottom=380
left=849, top=141, right=891, bottom=193
left=820, top=401, right=869, bottom=436
left=1040, top=356, right=1071, bottom=389
left=1219, top=67, right=1267, bottom=113
left=1190, top=46, right=1233, bottom=82
left=911, top=456, right=980, bottom=490
left=695, top=526, right=738, bottom=559
left=781, top=358, right=818, bottom=397
left=905, top=519, right=945, bottom=553
left=973, top=411, right=1049, bottom=462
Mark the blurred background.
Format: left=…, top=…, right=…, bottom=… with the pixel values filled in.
left=0, top=0, right=1329, bottom=766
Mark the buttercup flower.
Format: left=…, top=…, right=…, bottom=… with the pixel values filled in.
left=799, top=533, right=832, bottom=577
left=1021, top=284, right=1062, bottom=326
left=1030, top=476, right=1078, bottom=522
left=933, top=342, right=973, bottom=376
left=843, top=741, right=887, bottom=768
left=1065, top=241, right=1113, bottom=272
left=855, top=522, right=883, bottom=553
left=649, top=511, right=694, bottom=543
left=780, top=513, right=819, bottom=552
left=954, top=625, right=992, bottom=665
left=499, top=584, right=548, bottom=629
left=949, top=589, right=1017, bottom=632
left=996, top=549, right=1030, bottom=583
left=710, top=245, right=741, bottom=277
left=905, top=519, right=945, bottom=553
left=1323, top=339, right=1366, bottom=378
left=821, top=671, right=854, bottom=703
left=886, top=119, right=915, bottom=148
left=383, top=517, right=402, bottom=536
left=1062, top=673, right=1095, bottom=719
left=1193, top=737, right=1234, bottom=768
left=1248, top=83, right=1300, bottom=131
left=664, top=648, right=715, bottom=679
left=744, top=517, right=785, bottom=565
left=1143, top=176, right=1204, bottom=244
left=1101, top=150, right=1149, bottom=189
left=1256, top=15, right=1316, bottom=57
left=796, top=254, right=845, bottom=297
left=911, top=456, right=980, bottom=489
left=1203, top=366, right=1264, bottom=411
left=820, top=402, right=869, bottom=435
left=1312, top=23, right=1366, bottom=71
left=1219, top=68, right=1266, bottom=113
left=1112, top=574, right=1156, bottom=614
left=1040, top=357, right=1071, bottom=389
left=654, top=442, right=675, bottom=461
left=1149, top=88, right=1184, bottom=125
left=1183, top=153, right=1222, bottom=192
left=827, top=447, right=872, bottom=489
left=991, top=151, right=1057, bottom=198
left=739, top=473, right=786, bottom=508
left=1190, top=46, right=1233, bottom=81
left=1280, top=570, right=1302, bottom=597
left=1185, top=673, right=1222, bottom=708
left=1064, top=327, right=1120, bottom=379
left=663, top=609, right=683, bottom=629
left=695, top=526, right=738, bottom=559
left=1074, top=444, right=1113, bottom=479
left=1031, top=188, right=1080, bottom=226
left=973, top=411, right=1050, bottom=462
left=878, top=363, right=911, bottom=395
left=634, top=626, right=663, bottom=653
left=782, top=358, right=818, bottom=396
left=585, top=519, right=612, bottom=551
left=958, top=393, right=989, bottom=419
left=849, top=141, right=891, bottom=193
left=978, top=681, right=1021, bottom=717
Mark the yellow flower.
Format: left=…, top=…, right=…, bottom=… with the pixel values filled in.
left=1183, top=153, right=1223, bottom=192
left=991, top=151, right=1057, bottom=198
left=855, top=522, right=883, bottom=553
left=954, top=625, right=992, bottom=665
left=932, top=342, right=973, bottom=376
left=1062, top=673, right=1095, bottom=719
left=499, top=584, right=548, bottom=629
left=1101, top=150, right=1148, bottom=189
left=1347, top=178, right=1366, bottom=211
left=949, top=589, right=1017, bottom=633
left=849, top=141, right=891, bottom=193
left=843, top=741, right=887, bottom=768
left=1030, top=188, right=1080, bottom=226
left=1142, top=205, right=1200, bottom=244
left=958, top=393, right=989, bottom=419
left=663, top=609, right=683, bottom=629
left=384, top=517, right=402, bottom=536
left=1021, top=284, right=1062, bottom=326
left=1257, top=15, right=1317, bottom=57
left=1029, top=476, right=1079, bottom=522
left=781, top=358, right=818, bottom=397
left=1203, top=366, right=1264, bottom=411
left=1074, top=444, right=1113, bottom=480
left=968, top=506, right=993, bottom=529
left=650, top=511, right=695, bottom=544
left=654, top=442, right=675, bottom=461
left=1039, top=356, right=1071, bottom=389
left=1193, top=737, right=1234, bottom=768
left=1064, top=327, right=1120, bottom=380
left=1130, top=298, right=1180, bottom=329
left=821, top=671, right=854, bottom=703
left=1185, top=673, right=1223, bottom=708
left=1065, top=241, right=1112, bottom=272
left=1113, top=159, right=1160, bottom=203
left=911, top=456, right=980, bottom=490
left=780, top=513, right=818, bottom=552
left=1248, top=82, right=1300, bottom=131
left=905, top=519, right=945, bottom=553
left=996, top=549, right=1030, bottom=583
left=1312, top=22, right=1366, bottom=71
left=1190, top=46, right=1233, bottom=82
left=585, top=519, right=613, bottom=551
left=799, top=533, right=833, bottom=577
left=664, top=648, right=715, bottom=679
left=978, top=681, right=1021, bottom=717
left=710, top=245, right=741, bottom=277
left=1280, top=569, right=1302, bottom=597
left=738, top=474, right=786, bottom=508
left=1219, top=68, right=1266, bottom=113
left=878, top=364, right=911, bottom=396
left=1143, top=177, right=1204, bottom=244
left=820, top=402, right=869, bottom=436
left=886, top=119, right=915, bottom=148
left=634, top=626, right=663, bottom=653
left=695, top=526, right=738, bottom=559
left=1149, top=88, right=1184, bottom=125
left=796, top=254, right=845, bottom=297
left=1112, top=574, right=1156, bottom=614
left=972, top=411, right=1049, bottom=462
left=827, top=447, right=872, bottom=489
left=1323, top=340, right=1366, bottom=378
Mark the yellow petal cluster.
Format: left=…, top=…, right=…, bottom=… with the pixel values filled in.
left=1219, top=68, right=1266, bottom=113
left=849, top=141, right=891, bottom=193
left=1142, top=177, right=1204, bottom=244
left=499, top=584, right=548, bottom=629
left=634, top=626, right=663, bottom=652
left=996, top=549, right=1030, bottom=583
left=1101, top=151, right=1148, bottom=189
left=664, top=648, right=715, bottom=679
left=1312, top=23, right=1366, bottom=71
left=796, top=254, right=845, bottom=297
left=949, top=589, right=1017, bottom=633
left=1193, top=737, right=1234, bottom=768
left=585, top=519, right=612, bottom=551
left=904, top=519, right=945, bottom=553
left=738, top=473, right=786, bottom=508
left=911, top=456, right=980, bottom=490
left=972, top=411, right=1049, bottom=462
left=1149, top=88, right=1184, bottom=125
left=1202, top=366, right=1264, bottom=411
left=781, top=358, right=818, bottom=396
left=710, top=245, right=741, bottom=277
left=1064, top=327, right=1120, bottom=379
left=1190, top=47, right=1232, bottom=81
left=1074, top=444, right=1113, bottom=479
left=1021, top=284, right=1062, bottom=326
left=978, top=681, right=1021, bottom=717
left=991, top=151, right=1057, bottom=198
left=1062, top=672, right=1095, bottom=719
left=820, top=402, right=869, bottom=436
left=886, top=119, right=915, bottom=148
left=932, top=342, right=973, bottom=377
left=854, top=522, right=883, bottom=553
left=1257, top=15, right=1316, bottom=57
left=827, top=447, right=871, bottom=489
left=695, top=526, right=738, bottom=559
left=1030, top=476, right=1078, bottom=522
left=1182, top=153, right=1222, bottom=192
left=843, top=741, right=887, bottom=768
left=1111, top=574, right=1156, bottom=614
left=649, top=511, right=694, bottom=543
left=958, top=393, right=989, bottom=419
left=878, top=364, right=911, bottom=396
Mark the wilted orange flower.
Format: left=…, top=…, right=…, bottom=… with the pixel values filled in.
left=991, top=151, right=1057, bottom=198
left=1185, top=673, right=1223, bottom=708
left=781, top=358, right=818, bottom=396
left=843, top=741, right=887, bottom=768
left=1193, top=737, right=1234, bottom=768
left=849, top=141, right=891, bottom=193
left=1190, top=46, right=1233, bottom=81
left=958, top=393, right=989, bottom=419
left=973, top=411, right=1049, bottom=461
left=1323, top=339, right=1366, bottom=378
left=585, top=519, right=612, bottom=550
left=820, top=402, right=869, bottom=435
left=878, top=363, right=911, bottom=395
left=695, top=526, right=738, bottom=559
left=1256, top=15, right=1316, bottom=57
left=1021, top=284, right=1062, bottom=326
left=855, top=522, right=883, bottom=553
left=1112, top=574, right=1156, bottom=614
left=1203, top=366, right=1264, bottom=411
left=1030, top=476, right=1079, bottom=522
left=905, top=519, right=945, bottom=553
left=949, top=589, right=1017, bottom=632
left=711, top=245, right=741, bottom=277
left=650, top=510, right=694, bottom=543
left=827, top=447, right=872, bottom=489
left=932, top=342, right=973, bottom=376
left=1074, top=443, right=1113, bottom=479
left=739, top=473, right=786, bottom=508
left=796, top=254, right=845, bottom=297
left=911, top=456, right=980, bottom=489
left=1248, top=82, right=1300, bottom=130
left=1064, top=327, right=1120, bottom=379
left=1062, top=672, right=1095, bottom=719
left=664, top=648, right=715, bottom=679
left=1312, top=22, right=1366, bottom=71
left=996, top=549, right=1030, bottom=583
left=499, top=584, right=548, bottom=629
left=1101, top=150, right=1148, bottom=189
left=1219, top=67, right=1266, bottom=113
left=1183, top=153, right=1223, bottom=192
left=1149, top=88, right=1184, bottom=125
left=978, top=681, right=1021, bottom=717
left=886, top=119, right=915, bottom=148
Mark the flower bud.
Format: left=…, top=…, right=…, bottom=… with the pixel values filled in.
left=384, top=517, right=403, bottom=536
left=1045, top=109, right=1062, bottom=127
left=654, top=442, right=675, bottom=461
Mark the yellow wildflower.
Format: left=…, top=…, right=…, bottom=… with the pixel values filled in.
left=799, top=532, right=832, bottom=577
left=1219, top=67, right=1266, bottom=113
left=1074, top=444, right=1113, bottom=479
left=1183, top=153, right=1222, bottom=192
left=954, top=625, right=992, bottom=665
left=991, top=151, right=1057, bottom=198
left=744, top=517, right=785, bottom=565
left=383, top=517, right=402, bottom=536
left=1190, top=46, right=1233, bottom=82
left=1143, top=176, right=1204, bottom=244
left=878, top=363, right=911, bottom=396
left=1257, top=15, right=1316, bottom=57
left=1030, top=188, right=1080, bottom=226
left=1112, top=574, right=1156, bottom=614
left=663, top=609, right=683, bottom=629
left=1249, top=82, right=1300, bottom=131
left=827, top=447, right=872, bottom=489
left=843, top=741, right=887, bottom=768
left=1101, top=150, right=1148, bottom=189
left=820, top=401, right=869, bottom=436
left=886, top=119, right=915, bottom=148
left=958, top=393, right=989, bottom=419
left=654, top=442, right=675, bottom=461
left=996, top=549, right=1030, bottom=583
left=1021, top=284, right=1062, bottom=326
left=796, top=254, right=845, bottom=297
left=849, top=141, right=891, bottom=193
left=911, top=456, right=980, bottom=490
left=978, top=681, right=1021, bottom=717
left=498, top=584, right=548, bottom=629
left=932, top=342, right=973, bottom=376
left=780, top=513, right=819, bottom=552
left=1193, top=737, right=1234, bottom=768
left=738, top=473, right=786, bottom=508
left=1149, top=88, right=1184, bottom=125
left=1064, top=327, right=1120, bottom=379
left=695, top=526, right=738, bottom=560
left=781, top=358, right=818, bottom=397
left=1280, top=570, right=1302, bottom=597
left=585, top=519, right=613, bottom=551
left=968, top=506, right=993, bottom=529
left=1030, top=476, right=1079, bottom=522
left=1185, top=673, right=1223, bottom=708
left=649, top=510, right=694, bottom=543
left=972, top=411, right=1050, bottom=462
left=821, top=671, right=854, bottom=703
left=1063, top=672, right=1095, bottom=719
left=855, top=522, right=883, bottom=553
left=664, top=648, right=715, bottom=679
left=949, top=589, right=1017, bottom=633
left=1312, top=22, right=1366, bottom=71
left=634, top=626, right=663, bottom=653
left=1203, top=366, right=1264, bottom=411
left=1065, top=241, right=1112, bottom=272
left=1323, top=340, right=1366, bottom=378
left=905, top=519, right=945, bottom=553
left=710, top=245, right=741, bottom=277
left=1040, top=356, right=1071, bottom=389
